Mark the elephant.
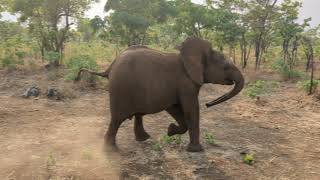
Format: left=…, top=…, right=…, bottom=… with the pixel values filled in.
left=76, top=37, right=244, bottom=152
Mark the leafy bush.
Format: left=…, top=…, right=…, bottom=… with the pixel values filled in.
left=152, top=143, right=163, bottom=152
left=45, top=51, right=61, bottom=64
left=272, top=59, right=304, bottom=79
left=161, top=135, right=182, bottom=145
left=1, top=52, right=16, bottom=70
left=244, top=80, right=279, bottom=98
left=65, top=54, right=99, bottom=83
left=15, top=50, right=27, bottom=65
left=243, top=153, right=255, bottom=165
left=297, top=80, right=320, bottom=94
left=204, top=132, right=215, bottom=145
left=65, top=42, right=116, bottom=63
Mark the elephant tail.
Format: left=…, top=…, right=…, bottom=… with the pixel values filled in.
left=74, top=61, right=115, bottom=82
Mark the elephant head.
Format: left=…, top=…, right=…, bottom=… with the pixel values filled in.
left=179, top=37, right=244, bottom=107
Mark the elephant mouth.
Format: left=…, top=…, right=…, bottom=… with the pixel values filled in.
left=224, top=79, right=234, bottom=85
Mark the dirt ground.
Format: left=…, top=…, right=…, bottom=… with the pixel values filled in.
left=0, top=68, right=320, bottom=180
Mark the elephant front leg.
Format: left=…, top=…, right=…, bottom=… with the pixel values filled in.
left=181, top=96, right=203, bottom=152
left=134, top=115, right=150, bottom=141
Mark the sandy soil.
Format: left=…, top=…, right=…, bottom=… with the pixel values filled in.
left=0, top=69, right=319, bottom=180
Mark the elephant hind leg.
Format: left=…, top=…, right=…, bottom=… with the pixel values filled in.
left=105, top=115, right=125, bottom=147
left=166, top=105, right=188, bottom=136
left=134, top=114, right=150, bottom=141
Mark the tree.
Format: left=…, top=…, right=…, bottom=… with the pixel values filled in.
left=302, top=26, right=320, bottom=71
left=77, top=18, right=94, bottom=42
left=0, top=0, right=11, bottom=15
left=210, top=0, right=243, bottom=62
left=277, top=0, right=310, bottom=69
left=247, top=0, right=279, bottom=70
left=172, top=0, right=209, bottom=37
left=90, top=15, right=105, bottom=36
left=173, top=0, right=242, bottom=56
left=104, top=0, right=175, bottom=46
left=301, top=36, right=315, bottom=95
left=8, top=0, right=95, bottom=66
left=239, top=15, right=254, bottom=68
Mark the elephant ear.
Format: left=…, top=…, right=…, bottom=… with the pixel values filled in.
left=180, top=37, right=209, bottom=86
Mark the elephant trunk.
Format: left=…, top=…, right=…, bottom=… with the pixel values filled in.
left=206, top=70, right=244, bottom=108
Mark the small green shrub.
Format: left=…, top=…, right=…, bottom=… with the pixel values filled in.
left=243, top=153, right=255, bottom=165
left=244, top=80, right=279, bottom=98
left=1, top=52, right=16, bottom=70
left=272, top=59, right=304, bottom=79
left=161, top=135, right=182, bottom=145
left=65, top=54, right=99, bottom=83
left=47, top=152, right=56, bottom=167
left=82, top=149, right=93, bottom=160
left=15, top=50, right=26, bottom=65
left=297, top=80, right=320, bottom=94
left=204, top=132, right=215, bottom=145
left=28, top=59, right=37, bottom=71
left=45, top=51, right=61, bottom=64
left=152, top=143, right=162, bottom=152
left=162, top=135, right=175, bottom=144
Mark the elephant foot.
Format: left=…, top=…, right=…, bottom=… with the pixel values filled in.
left=105, top=133, right=116, bottom=145
left=168, top=123, right=187, bottom=136
left=135, top=131, right=151, bottom=142
left=167, top=123, right=180, bottom=136
left=104, top=137, right=119, bottom=152
left=187, top=143, right=204, bottom=152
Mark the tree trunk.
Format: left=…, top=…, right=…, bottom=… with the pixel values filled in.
left=309, top=54, right=314, bottom=95
left=255, top=39, right=261, bottom=70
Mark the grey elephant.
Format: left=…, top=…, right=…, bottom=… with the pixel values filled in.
left=76, top=37, right=244, bottom=152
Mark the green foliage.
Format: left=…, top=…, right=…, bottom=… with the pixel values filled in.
left=7, top=0, right=95, bottom=65
left=1, top=52, right=16, bottom=70
left=105, top=0, right=175, bottom=45
left=15, top=50, right=26, bottom=65
left=243, top=153, right=255, bottom=165
left=82, top=149, right=93, bottom=160
left=46, top=152, right=56, bottom=167
left=0, top=0, right=317, bottom=76
left=244, top=80, right=280, bottom=98
left=161, top=135, right=182, bottom=145
left=204, top=132, right=215, bottom=145
left=152, top=143, right=163, bottom=152
left=44, top=51, right=60, bottom=64
left=65, top=42, right=116, bottom=63
left=272, top=59, right=305, bottom=79
left=152, top=134, right=182, bottom=152
left=297, top=80, right=320, bottom=94
left=65, top=54, right=99, bottom=82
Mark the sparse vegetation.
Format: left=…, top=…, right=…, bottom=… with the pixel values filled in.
left=272, top=59, right=305, bottom=79
left=46, top=152, right=56, bottom=167
left=82, top=149, right=93, bottom=160
left=152, top=135, right=183, bottom=152
left=204, top=132, right=216, bottom=145
left=161, top=135, right=182, bottom=145
left=1, top=52, right=16, bottom=70
left=297, top=80, right=320, bottom=94
left=45, top=51, right=61, bottom=65
left=152, top=143, right=163, bottom=152
left=243, top=153, right=255, bottom=165
left=65, top=54, right=99, bottom=83
left=244, top=80, right=280, bottom=98
left=15, top=50, right=26, bottom=65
